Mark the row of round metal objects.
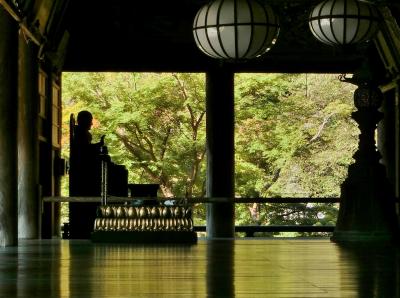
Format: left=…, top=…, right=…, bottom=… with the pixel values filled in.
left=93, top=217, right=194, bottom=232
left=97, top=205, right=193, bottom=219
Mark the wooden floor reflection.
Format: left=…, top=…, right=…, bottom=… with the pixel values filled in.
left=0, top=238, right=399, bottom=297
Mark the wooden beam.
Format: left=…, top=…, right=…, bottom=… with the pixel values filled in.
left=0, top=0, right=41, bottom=46
left=380, top=76, right=400, bottom=93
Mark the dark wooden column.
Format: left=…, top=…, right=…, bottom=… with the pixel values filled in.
left=378, top=89, right=395, bottom=185
left=207, top=240, right=234, bottom=296
left=206, top=67, right=235, bottom=238
left=0, top=7, right=18, bottom=246
left=18, top=33, right=39, bottom=239
left=396, top=85, right=400, bottom=208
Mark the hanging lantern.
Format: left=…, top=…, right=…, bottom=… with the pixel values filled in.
left=192, top=0, right=280, bottom=59
left=309, top=0, right=381, bottom=46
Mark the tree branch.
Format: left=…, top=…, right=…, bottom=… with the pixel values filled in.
left=115, top=131, right=152, bottom=160
left=160, top=127, right=172, bottom=160
left=172, top=73, right=188, bottom=101
left=263, top=168, right=281, bottom=191
left=133, top=123, right=157, bottom=161
left=114, top=133, right=159, bottom=179
left=309, top=113, right=334, bottom=143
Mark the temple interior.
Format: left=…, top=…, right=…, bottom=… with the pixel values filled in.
left=0, top=0, right=399, bottom=297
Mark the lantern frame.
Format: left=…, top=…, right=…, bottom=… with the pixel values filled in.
left=308, top=0, right=381, bottom=46
left=192, top=0, right=280, bottom=59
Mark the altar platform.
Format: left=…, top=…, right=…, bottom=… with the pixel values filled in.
left=0, top=238, right=398, bottom=297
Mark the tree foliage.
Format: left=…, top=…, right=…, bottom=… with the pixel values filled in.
left=62, top=72, right=358, bottom=232
left=234, top=73, right=357, bottom=231
left=63, top=73, right=206, bottom=198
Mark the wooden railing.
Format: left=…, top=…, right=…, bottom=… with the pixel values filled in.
left=44, top=196, right=339, bottom=236
left=43, top=196, right=340, bottom=204
left=193, top=225, right=336, bottom=237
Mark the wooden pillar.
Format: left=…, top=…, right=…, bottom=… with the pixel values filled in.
left=207, top=240, right=234, bottom=296
left=0, top=6, right=18, bottom=246
left=378, top=82, right=400, bottom=201
left=378, top=90, right=395, bottom=184
left=393, top=84, right=400, bottom=219
left=396, top=85, right=400, bottom=204
left=18, top=33, right=39, bottom=239
left=206, top=67, right=235, bottom=238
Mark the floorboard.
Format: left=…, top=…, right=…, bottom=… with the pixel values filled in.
left=0, top=238, right=399, bottom=297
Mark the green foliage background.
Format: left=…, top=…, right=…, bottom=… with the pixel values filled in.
left=61, top=72, right=358, bottom=234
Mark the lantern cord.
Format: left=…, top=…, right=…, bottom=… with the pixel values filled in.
left=306, top=73, right=308, bottom=99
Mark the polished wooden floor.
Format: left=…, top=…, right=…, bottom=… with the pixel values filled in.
left=0, top=238, right=399, bottom=297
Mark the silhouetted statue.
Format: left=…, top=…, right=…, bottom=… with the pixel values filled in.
left=68, top=110, right=128, bottom=239
left=70, top=110, right=104, bottom=197
left=69, top=111, right=105, bottom=238
left=74, top=110, right=105, bottom=153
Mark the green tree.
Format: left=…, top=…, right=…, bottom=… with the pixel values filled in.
left=62, top=72, right=358, bottom=234
left=234, top=73, right=358, bottom=231
left=62, top=72, right=207, bottom=198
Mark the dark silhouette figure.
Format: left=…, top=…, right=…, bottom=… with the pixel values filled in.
left=74, top=110, right=105, bottom=153
left=68, top=110, right=128, bottom=239
left=69, top=111, right=104, bottom=239
left=70, top=111, right=104, bottom=197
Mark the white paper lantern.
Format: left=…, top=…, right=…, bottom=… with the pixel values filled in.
left=309, top=0, right=381, bottom=46
left=193, top=0, right=279, bottom=59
